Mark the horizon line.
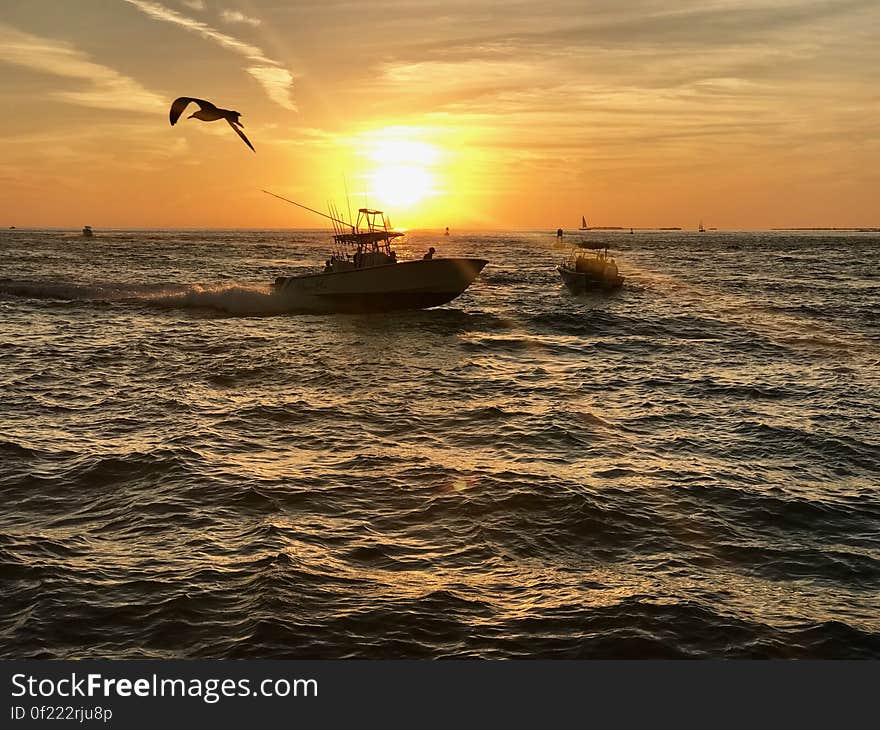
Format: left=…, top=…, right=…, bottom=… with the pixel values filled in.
left=3, top=225, right=879, bottom=233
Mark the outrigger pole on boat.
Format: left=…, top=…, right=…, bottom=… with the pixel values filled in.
left=262, top=189, right=355, bottom=230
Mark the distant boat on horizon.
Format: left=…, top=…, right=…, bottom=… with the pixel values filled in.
left=579, top=215, right=588, bottom=231
left=82, top=225, right=93, bottom=237
left=698, top=220, right=706, bottom=232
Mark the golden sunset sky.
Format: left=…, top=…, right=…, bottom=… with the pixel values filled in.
left=1, top=0, right=877, bottom=229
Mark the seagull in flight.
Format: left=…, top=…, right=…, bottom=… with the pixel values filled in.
left=169, top=97, right=255, bottom=152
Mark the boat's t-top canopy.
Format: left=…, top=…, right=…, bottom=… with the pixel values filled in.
left=566, top=243, right=614, bottom=268
left=260, top=190, right=406, bottom=271
left=330, top=206, right=403, bottom=257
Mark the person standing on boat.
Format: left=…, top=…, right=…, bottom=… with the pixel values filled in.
left=423, top=246, right=435, bottom=260
left=556, top=227, right=563, bottom=240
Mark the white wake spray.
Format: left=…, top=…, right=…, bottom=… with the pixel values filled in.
left=0, top=279, right=296, bottom=316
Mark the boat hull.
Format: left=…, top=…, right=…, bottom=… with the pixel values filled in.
left=273, top=257, right=488, bottom=313
left=557, top=264, right=624, bottom=293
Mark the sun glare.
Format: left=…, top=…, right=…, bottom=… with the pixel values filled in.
left=368, top=165, right=433, bottom=208
left=357, top=129, right=441, bottom=212
left=368, top=138, right=439, bottom=166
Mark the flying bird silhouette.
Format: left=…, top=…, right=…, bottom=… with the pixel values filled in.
left=169, top=97, right=255, bottom=152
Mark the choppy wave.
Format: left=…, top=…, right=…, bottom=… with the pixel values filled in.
left=1, top=228, right=878, bottom=658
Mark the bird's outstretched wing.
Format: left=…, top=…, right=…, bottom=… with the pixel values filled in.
left=169, top=97, right=216, bottom=125
left=227, top=119, right=256, bottom=152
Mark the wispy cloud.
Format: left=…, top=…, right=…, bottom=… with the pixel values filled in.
left=359, top=0, right=878, bottom=145
left=122, top=0, right=296, bottom=110
left=246, top=66, right=294, bottom=109
left=123, top=0, right=268, bottom=61
left=181, top=0, right=205, bottom=9
left=220, top=9, right=261, bottom=27
left=0, top=23, right=165, bottom=113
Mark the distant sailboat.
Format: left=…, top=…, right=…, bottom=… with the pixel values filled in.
left=698, top=220, right=706, bottom=232
left=579, top=215, right=588, bottom=231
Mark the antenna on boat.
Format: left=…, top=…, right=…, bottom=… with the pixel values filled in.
left=262, top=189, right=355, bottom=230
left=343, top=176, right=354, bottom=232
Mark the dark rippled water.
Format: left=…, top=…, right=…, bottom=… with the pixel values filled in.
left=1, top=228, right=878, bottom=659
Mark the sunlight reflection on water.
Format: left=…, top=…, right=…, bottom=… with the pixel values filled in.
left=0, top=228, right=878, bottom=658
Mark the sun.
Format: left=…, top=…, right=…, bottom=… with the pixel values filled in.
left=368, top=165, right=433, bottom=208
left=359, top=130, right=441, bottom=211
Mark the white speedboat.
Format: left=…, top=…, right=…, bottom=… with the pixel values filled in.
left=268, top=195, right=487, bottom=313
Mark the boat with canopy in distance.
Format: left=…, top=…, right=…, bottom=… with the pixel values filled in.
left=557, top=242, right=624, bottom=293
left=265, top=191, right=488, bottom=313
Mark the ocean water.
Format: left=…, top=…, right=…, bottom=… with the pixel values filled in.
left=1, top=227, right=878, bottom=659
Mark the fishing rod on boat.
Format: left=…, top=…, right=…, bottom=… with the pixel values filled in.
left=261, top=189, right=355, bottom=231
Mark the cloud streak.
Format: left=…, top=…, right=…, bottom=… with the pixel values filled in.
left=122, top=0, right=296, bottom=110
left=220, top=9, right=262, bottom=27
left=0, top=23, right=165, bottom=113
